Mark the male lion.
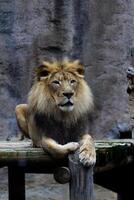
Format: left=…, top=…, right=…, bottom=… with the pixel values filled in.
left=15, top=59, right=96, bottom=166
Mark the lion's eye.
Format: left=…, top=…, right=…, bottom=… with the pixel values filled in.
left=70, top=80, right=76, bottom=84
left=52, top=80, right=60, bottom=85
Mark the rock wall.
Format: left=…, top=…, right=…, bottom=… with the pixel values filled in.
left=84, top=0, right=134, bottom=138
left=0, top=0, right=134, bottom=139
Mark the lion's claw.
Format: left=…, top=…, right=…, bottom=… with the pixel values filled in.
left=79, top=146, right=96, bottom=167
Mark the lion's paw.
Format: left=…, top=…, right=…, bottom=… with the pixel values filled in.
left=79, top=146, right=96, bottom=167
left=64, top=142, right=79, bottom=152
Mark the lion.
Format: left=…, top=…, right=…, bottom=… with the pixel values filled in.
left=15, top=59, right=96, bottom=166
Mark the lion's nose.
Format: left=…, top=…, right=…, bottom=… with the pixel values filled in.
left=63, top=92, right=74, bottom=99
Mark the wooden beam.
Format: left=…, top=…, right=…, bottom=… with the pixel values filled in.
left=0, top=140, right=134, bottom=172
left=95, top=139, right=134, bottom=172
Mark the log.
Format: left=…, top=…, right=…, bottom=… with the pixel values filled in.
left=95, top=139, right=134, bottom=172
left=69, top=153, right=93, bottom=200
left=54, top=167, right=70, bottom=184
left=0, top=140, right=134, bottom=172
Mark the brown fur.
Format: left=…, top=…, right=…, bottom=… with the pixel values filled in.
left=15, top=59, right=96, bottom=166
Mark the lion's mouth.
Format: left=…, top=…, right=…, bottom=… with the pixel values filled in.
left=59, top=101, right=74, bottom=112
left=60, top=101, right=74, bottom=107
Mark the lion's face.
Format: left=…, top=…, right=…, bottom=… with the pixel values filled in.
left=48, top=71, right=78, bottom=112
left=29, top=59, right=93, bottom=121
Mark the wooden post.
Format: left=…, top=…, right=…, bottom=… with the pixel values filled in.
left=69, top=153, right=94, bottom=200
left=8, top=166, right=25, bottom=200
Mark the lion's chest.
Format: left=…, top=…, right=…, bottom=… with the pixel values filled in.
left=34, top=113, right=87, bottom=144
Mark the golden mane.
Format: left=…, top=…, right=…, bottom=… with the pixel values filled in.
left=28, top=59, right=93, bottom=124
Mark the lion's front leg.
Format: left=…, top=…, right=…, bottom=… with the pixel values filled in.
left=79, top=134, right=96, bottom=167
left=41, top=137, right=79, bottom=158
left=15, top=104, right=30, bottom=139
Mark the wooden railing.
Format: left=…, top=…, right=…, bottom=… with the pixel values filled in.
left=0, top=140, right=134, bottom=200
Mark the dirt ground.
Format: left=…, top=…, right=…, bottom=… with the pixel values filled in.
left=0, top=168, right=117, bottom=200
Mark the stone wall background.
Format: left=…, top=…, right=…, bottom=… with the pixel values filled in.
left=0, top=0, right=134, bottom=139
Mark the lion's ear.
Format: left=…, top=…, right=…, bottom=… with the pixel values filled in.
left=72, top=60, right=85, bottom=77
left=77, top=65, right=85, bottom=76
left=35, top=61, right=52, bottom=80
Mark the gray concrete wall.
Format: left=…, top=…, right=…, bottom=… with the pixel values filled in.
left=0, top=0, right=134, bottom=139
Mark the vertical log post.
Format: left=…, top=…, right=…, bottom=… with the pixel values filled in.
left=69, top=153, right=94, bottom=200
left=8, top=166, right=25, bottom=200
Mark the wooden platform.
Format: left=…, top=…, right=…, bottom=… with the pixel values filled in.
left=0, top=139, right=133, bottom=170
left=0, top=139, right=134, bottom=200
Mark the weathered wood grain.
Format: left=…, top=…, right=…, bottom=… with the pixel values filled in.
left=0, top=140, right=134, bottom=172
left=69, top=153, right=93, bottom=200
left=0, top=140, right=134, bottom=200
